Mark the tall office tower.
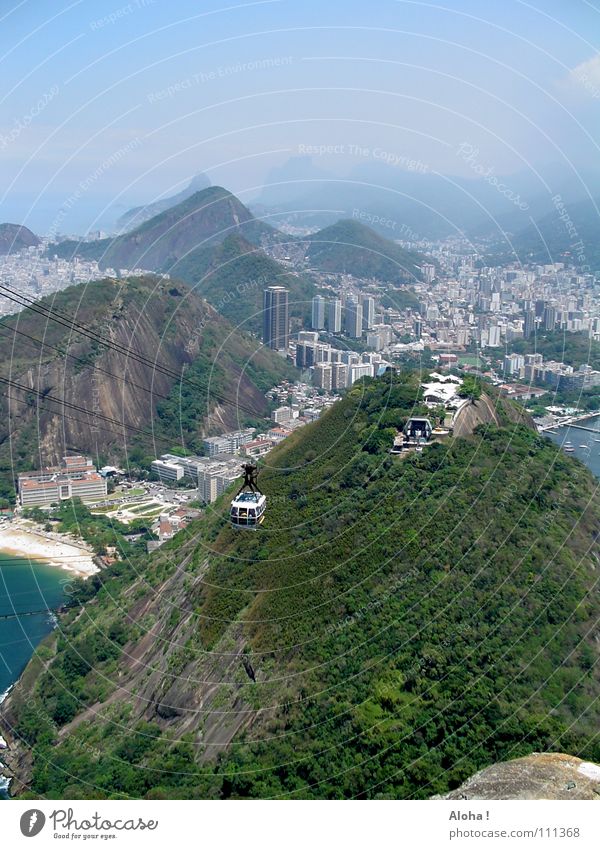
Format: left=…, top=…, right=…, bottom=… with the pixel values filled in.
left=421, top=263, right=436, bottom=284
left=327, top=298, right=342, bottom=333
left=313, top=362, right=333, bottom=391
left=479, top=277, right=493, bottom=297
left=543, top=305, right=556, bottom=332
left=414, top=318, right=422, bottom=339
left=311, top=295, right=326, bottom=330
left=523, top=309, right=535, bottom=339
left=360, top=295, right=375, bottom=330
left=344, top=296, right=363, bottom=338
left=487, top=324, right=501, bottom=347
left=263, top=286, right=289, bottom=350
left=331, top=362, right=348, bottom=390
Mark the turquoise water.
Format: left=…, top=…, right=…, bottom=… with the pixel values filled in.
left=0, top=553, right=66, bottom=695
left=0, top=553, right=66, bottom=798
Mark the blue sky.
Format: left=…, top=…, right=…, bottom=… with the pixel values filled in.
left=1, top=0, right=600, bottom=232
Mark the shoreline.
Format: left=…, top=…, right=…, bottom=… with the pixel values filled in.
left=0, top=522, right=98, bottom=578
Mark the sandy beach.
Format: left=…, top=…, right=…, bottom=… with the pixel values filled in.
left=0, top=522, right=98, bottom=577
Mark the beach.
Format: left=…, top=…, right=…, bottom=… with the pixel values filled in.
left=0, top=521, right=98, bottom=577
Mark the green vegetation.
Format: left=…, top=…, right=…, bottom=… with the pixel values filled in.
left=306, top=219, right=426, bottom=284
left=508, top=330, right=600, bottom=371
left=50, top=187, right=280, bottom=271
left=26, top=498, right=152, bottom=558
left=170, top=234, right=315, bottom=335
left=458, top=375, right=482, bottom=403
left=4, top=372, right=600, bottom=799
left=0, top=275, right=297, bottom=501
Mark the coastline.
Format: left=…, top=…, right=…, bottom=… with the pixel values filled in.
left=0, top=521, right=98, bottom=578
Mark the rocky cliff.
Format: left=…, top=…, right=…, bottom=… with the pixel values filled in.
left=0, top=274, right=294, bottom=500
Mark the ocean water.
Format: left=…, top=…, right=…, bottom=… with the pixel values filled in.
left=0, top=554, right=66, bottom=798
left=0, top=554, right=67, bottom=701
left=546, top=415, right=600, bottom=479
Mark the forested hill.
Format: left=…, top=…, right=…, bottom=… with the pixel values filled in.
left=0, top=275, right=295, bottom=503
left=2, top=372, right=600, bottom=799
left=170, top=233, right=315, bottom=334
left=306, top=219, right=427, bottom=283
left=508, top=330, right=600, bottom=371
left=490, top=196, right=600, bottom=273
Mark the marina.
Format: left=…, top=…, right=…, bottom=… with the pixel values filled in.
left=546, top=414, right=600, bottom=479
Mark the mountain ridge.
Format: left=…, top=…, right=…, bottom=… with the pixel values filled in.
left=50, top=186, right=282, bottom=271
left=0, top=223, right=40, bottom=254
left=116, top=174, right=212, bottom=232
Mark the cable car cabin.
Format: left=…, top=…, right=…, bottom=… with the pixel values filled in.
left=230, top=491, right=267, bottom=528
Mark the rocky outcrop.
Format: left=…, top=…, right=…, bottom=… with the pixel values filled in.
left=452, top=392, right=533, bottom=437
left=0, top=275, right=290, bottom=477
left=435, top=753, right=600, bottom=800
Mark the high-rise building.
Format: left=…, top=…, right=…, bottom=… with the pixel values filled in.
left=523, top=309, right=535, bottom=339
left=311, top=295, right=326, bottom=330
left=366, top=332, right=383, bottom=351
left=504, top=353, right=525, bottom=377
left=487, top=325, right=501, bottom=347
left=349, top=363, right=374, bottom=384
left=331, top=362, right=348, bottom=390
left=543, top=305, right=556, bottom=332
left=327, top=299, right=342, bottom=333
left=414, top=318, right=422, bottom=339
left=344, top=296, right=363, bottom=338
left=313, top=363, right=332, bottom=391
left=361, top=295, right=375, bottom=330
left=263, top=286, right=289, bottom=350
left=421, top=263, right=436, bottom=284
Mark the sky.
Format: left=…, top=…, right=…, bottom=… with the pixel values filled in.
left=1, top=0, right=600, bottom=232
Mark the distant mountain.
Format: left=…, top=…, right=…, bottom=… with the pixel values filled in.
left=0, top=223, right=39, bottom=254
left=116, top=173, right=211, bottom=232
left=254, top=155, right=338, bottom=209
left=50, top=187, right=283, bottom=271
left=0, top=275, right=295, bottom=502
left=171, top=233, right=315, bottom=334
left=252, top=157, right=600, bottom=240
left=306, top=219, right=426, bottom=283
left=492, top=196, right=600, bottom=272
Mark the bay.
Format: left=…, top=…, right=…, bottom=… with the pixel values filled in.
left=546, top=414, right=600, bottom=479
left=0, top=552, right=67, bottom=798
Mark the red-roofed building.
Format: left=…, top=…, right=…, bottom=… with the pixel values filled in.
left=18, top=456, right=107, bottom=507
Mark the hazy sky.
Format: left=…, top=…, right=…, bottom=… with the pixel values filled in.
left=1, top=0, right=600, bottom=232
